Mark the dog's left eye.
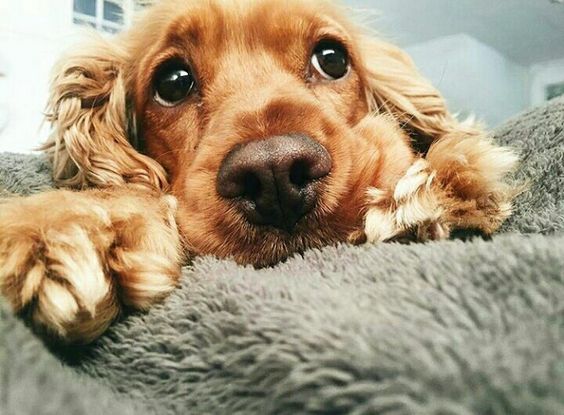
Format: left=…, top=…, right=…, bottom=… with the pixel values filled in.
left=153, top=62, right=195, bottom=107
left=311, top=41, right=349, bottom=80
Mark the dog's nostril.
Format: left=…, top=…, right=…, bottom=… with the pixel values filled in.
left=289, top=160, right=308, bottom=187
left=243, top=172, right=261, bottom=199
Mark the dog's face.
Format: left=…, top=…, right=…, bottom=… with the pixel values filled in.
left=46, top=0, right=450, bottom=267
left=129, top=0, right=388, bottom=265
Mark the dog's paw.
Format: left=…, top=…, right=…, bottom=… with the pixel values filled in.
left=108, top=195, right=182, bottom=310
left=0, top=190, right=182, bottom=344
left=425, top=132, right=519, bottom=234
left=0, top=222, right=118, bottom=343
left=364, top=159, right=450, bottom=243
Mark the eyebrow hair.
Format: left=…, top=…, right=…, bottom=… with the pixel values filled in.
left=164, top=19, right=203, bottom=49
left=162, top=1, right=230, bottom=49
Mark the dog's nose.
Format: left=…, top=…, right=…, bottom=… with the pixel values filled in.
left=216, top=134, right=332, bottom=231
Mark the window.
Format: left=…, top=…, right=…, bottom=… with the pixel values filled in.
left=546, top=82, right=564, bottom=101
left=73, top=0, right=142, bottom=33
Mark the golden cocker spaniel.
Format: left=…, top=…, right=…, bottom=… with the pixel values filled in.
left=0, top=0, right=518, bottom=343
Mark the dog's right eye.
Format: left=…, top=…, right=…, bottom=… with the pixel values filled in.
left=153, top=62, right=195, bottom=107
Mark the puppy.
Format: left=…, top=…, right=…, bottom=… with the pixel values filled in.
left=0, top=0, right=518, bottom=343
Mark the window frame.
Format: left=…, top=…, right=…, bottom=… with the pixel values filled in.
left=73, top=0, right=140, bottom=33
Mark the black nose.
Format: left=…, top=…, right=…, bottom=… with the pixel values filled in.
left=216, top=134, right=332, bottom=231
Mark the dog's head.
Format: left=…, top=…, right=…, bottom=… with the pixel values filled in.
left=44, top=0, right=454, bottom=266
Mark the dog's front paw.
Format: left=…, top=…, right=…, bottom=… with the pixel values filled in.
left=108, top=194, right=182, bottom=310
left=0, top=217, right=118, bottom=343
left=0, top=190, right=182, bottom=344
left=363, top=159, right=450, bottom=243
left=425, top=132, right=519, bottom=234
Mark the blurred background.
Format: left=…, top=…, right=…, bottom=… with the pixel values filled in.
left=1, top=0, right=563, bottom=153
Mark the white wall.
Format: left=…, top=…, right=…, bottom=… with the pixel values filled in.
left=530, top=58, right=564, bottom=107
left=406, top=33, right=529, bottom=128
left=0, top=0, right=77, bottom=153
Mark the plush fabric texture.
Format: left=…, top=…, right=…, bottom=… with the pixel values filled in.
left=1, top=97, right=563, bottom=415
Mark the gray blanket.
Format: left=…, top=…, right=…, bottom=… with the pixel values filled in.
left=1, top=98, right=563, bottom=415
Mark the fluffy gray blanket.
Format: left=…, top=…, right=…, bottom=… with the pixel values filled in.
left=1, top=98, right=563, bottom=415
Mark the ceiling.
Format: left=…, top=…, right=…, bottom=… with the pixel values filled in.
left=344, top=0, right=564, bottom=65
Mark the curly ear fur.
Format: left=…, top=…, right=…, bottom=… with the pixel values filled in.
left=41, top=35, right=168, bottom=191
left=360, top=36, right=489, bottom=152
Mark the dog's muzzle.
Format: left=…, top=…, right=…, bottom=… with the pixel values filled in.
left=216, top=134, right=332, bottom=232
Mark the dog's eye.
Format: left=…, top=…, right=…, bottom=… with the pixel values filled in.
left=153, top=62, right=195, bottom=107
left=311, top=41, right=349, bottom=80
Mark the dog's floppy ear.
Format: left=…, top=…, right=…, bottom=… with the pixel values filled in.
left=41, top=35, right=167, bottom=190
left=360, top=36, right=464, bottom=152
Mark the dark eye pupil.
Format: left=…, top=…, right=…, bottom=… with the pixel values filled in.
left=314, top=43, right=348, bottom=79
left=155, top=66, right=194, bottom=105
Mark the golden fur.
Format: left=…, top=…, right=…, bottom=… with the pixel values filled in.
left=0, top=0, right=518, bottom=343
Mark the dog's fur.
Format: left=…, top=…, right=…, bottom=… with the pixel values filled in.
left=0, top=0, right=518, bottom=343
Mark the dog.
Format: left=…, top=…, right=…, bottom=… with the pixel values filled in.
left=0, top=0, right=518, bottom=343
